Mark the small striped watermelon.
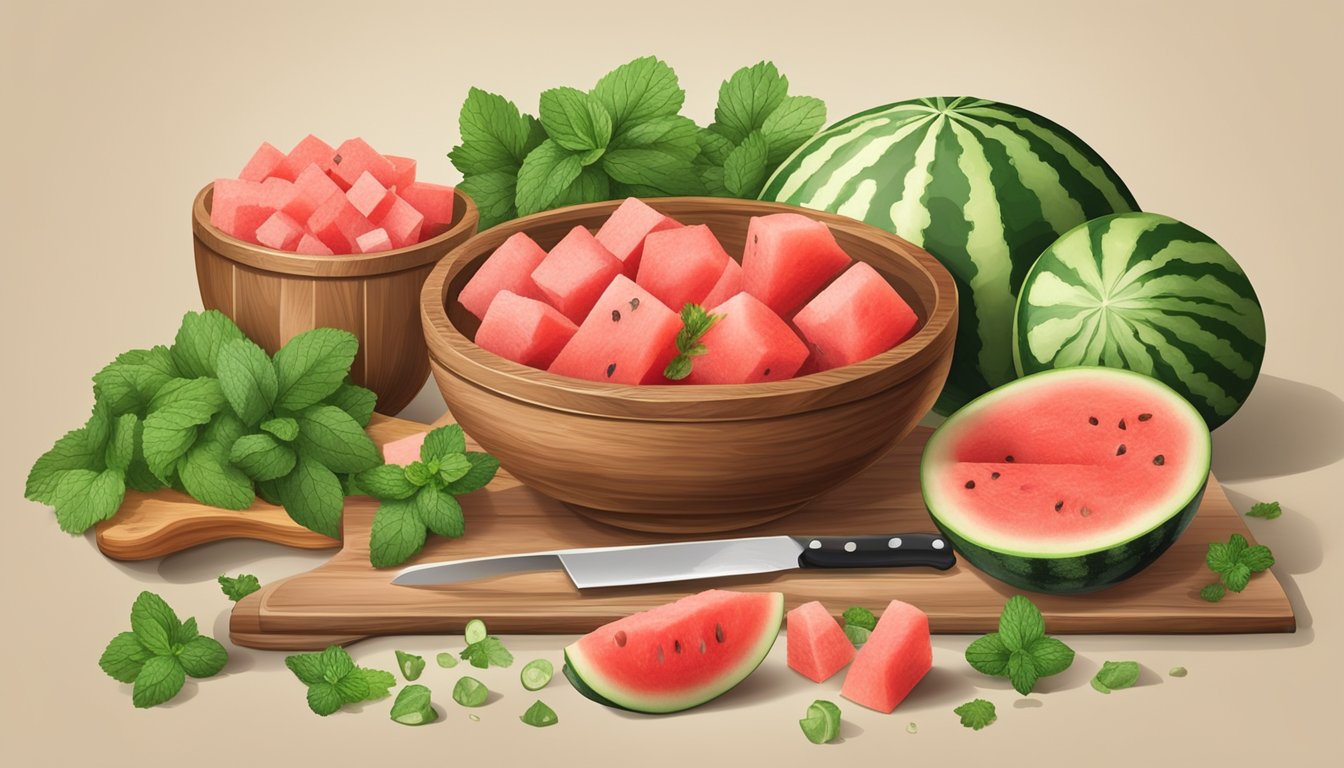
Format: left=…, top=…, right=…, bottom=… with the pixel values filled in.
left=760, top=97, right=1138, bottom=414
left=1013, top=213, right=1265, bottom=429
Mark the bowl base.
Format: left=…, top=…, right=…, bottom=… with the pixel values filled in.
left=561, top=501, right=806, bottom=534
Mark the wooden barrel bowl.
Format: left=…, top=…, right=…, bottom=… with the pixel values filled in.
left=191, top=183, right=478, bottom=414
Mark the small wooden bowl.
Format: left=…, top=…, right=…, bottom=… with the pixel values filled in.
left=192, top=183, right=479, bottom=414
left=421, top=198, right=958, bottom=534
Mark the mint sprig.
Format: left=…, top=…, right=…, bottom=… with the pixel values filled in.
left=1246, top=501, right=1282, bottom=520
left=964, top=596, right=1075, bottom=695
left=663, top=304, right=722, bottom=381
left=285, top=645, right=396, bottom=716
left=1200, top=533, right=1275, bottom=601
left=218, top=573, right=261, bottom=602
left=461, top=636, right=514, bottom=670
left=98, top=591, right=228, bottom=708
left=954, top=698, right=997, bottom=730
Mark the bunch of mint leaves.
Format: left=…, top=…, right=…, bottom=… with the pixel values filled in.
left=99, top=591, right=228, bottom=708
left=451, top=57, right=827, bottom=229
left=285, top=645, right=397, bottom=716
left=25, top=310, right=382, bottom=539
left=1200, top=533, right=1275, bottom=602
left=355, top=424, right=500, bottom=568
left=964, top=595, right=1075, bottom=695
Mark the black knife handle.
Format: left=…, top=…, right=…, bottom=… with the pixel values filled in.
left=792, top=534, right=956, bottom=571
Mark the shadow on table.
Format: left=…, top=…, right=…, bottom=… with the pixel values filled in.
left=1212, top=374, right=1344, bottom=481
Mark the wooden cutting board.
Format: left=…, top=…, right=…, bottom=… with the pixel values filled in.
left=225, top=417, right=1295, bottom=649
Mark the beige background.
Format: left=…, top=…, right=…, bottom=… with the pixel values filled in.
left=2, top=0, right=1340, bottom=765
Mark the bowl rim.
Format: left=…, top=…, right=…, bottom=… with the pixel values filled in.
left=421, top=196, right=958, bottom=421
left=191, top=182, right=479, bottom=278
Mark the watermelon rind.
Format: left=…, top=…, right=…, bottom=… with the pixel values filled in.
left=760, top=96, right=1138, bottom=415
left=920, top=367, right=1211, bottom=594
left=1013, top=212, right=1266, bottom=430
left=563, top=592, right=784, bottom=714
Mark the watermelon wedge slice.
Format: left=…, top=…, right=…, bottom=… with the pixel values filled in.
left=840, top=600, right=931, bottom=712
left=787, top=601, right=856, bottom=682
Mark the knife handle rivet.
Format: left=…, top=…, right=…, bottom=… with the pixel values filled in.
left=808, top=539, right=822, bottom=550
left=932, top=539, right=946, bottom=550
left=843, top=541, right=857, bottom=552
left=888, top=537, right=903, bottom=549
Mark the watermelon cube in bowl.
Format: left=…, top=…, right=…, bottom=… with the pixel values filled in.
left=254, top=211, right=305, bottom=251
left=702, top=258, right=742, bottom=309
left=636, top=225, right=731, bottom=312
left=531, top=226, right=623, bottom=324
left=399, top=182, right=457, bottom=238
left=276, top=134, right=336, bottom=182
left=378, top=195, right=426, bottom=249
left=475, top=291, right=578, bottom=369
left=330, top=137, right=398, bottom=189
left=386, top=155, right=417, bottom=189
left=548, top=276, right=681, bottom=384
left=794, top=262, right=920, bottom=372
left=346, top=171, right=396, bottom=221
left=283, top=163, right=344, bottom=224
left=458, top=232, right=548, bottom=320
left=595, top=197, right=682, bottom=277
left=238, top=141, right=286, bottom=182
left=743, top=212, right=851, bottom=316
left=685, top=293, right=809, bottom=384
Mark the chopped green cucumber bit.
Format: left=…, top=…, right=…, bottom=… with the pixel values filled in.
left=906, top=722, right=918, bottom=734
left=453, top=676, right=489, bottom=707
left=520, top=700, right=558, bottom=727
left=436, top=651, right=458, bottom=668
left=464, top=619, right=488, bottom=645
left=521, top=659, right=554, bottom=691
left=799, top=699, right=842, bottom=744
left=395, top=650, right=426, bottom=681
left=1169, top=666, right=1188, bottom=678
left=389, top=684, right=437, bottom=725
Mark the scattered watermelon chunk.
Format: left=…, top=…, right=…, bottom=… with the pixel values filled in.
left=254, top=211, right=305, bottom=251
left=840, top=600, right=931, bottom=713
left=793, top=262, right=919, bottom=371
left=787, top=601, right=857, bottom=683
left=636, top=225, right=731, bottom=312
left=282, top=163, right=343, bottom=224
left=238, top=141, right=286, bottom=182
left=330, top=137, right=398, bottom=189
left=276, top=134, right=336, bottom=182
left=308, top=192, right=375, bottom=254
left=458, top=232, right=549, bottom=319
left=742, top=213, right=851, bottom=316
left=209, top=178, right=278, bottom=242
left=398, top=182, right=457, bottom=237
left=702, top=258, right=743, bottom=309
left=475, top=290, right=579, bottom=369
left=385, top=155, right=417, bottom=189
left=685, top=293, right=809, bottom=384
left=295, top=233, right=333, bottom=255
left=346, top=171, right=396, bottom=221
left=377, top=195, right=425, bottom=249
left=355, top=227, right=393, bottom=254
left=531, top=226, right=623, bottom=324
left=548, top=275, right=681, bottom=384
left=595, top=197, right=682, bottom=277
left=381, top=432, right=427, bottom=466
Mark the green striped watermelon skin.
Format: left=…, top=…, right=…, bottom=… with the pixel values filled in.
left=760, top=97, right=1139, bottom=414
left=1013, top=213, right=1266, bottom=429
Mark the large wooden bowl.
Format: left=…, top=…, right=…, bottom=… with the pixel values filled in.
left=192, top=183, right=478, bottom=415
left=421, top=198, right=958, bottom=534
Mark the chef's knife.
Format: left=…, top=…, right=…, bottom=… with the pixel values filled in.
left=392, top=534, right=955, bottom=589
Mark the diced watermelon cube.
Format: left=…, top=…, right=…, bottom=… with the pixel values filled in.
left=254, top=211, right=305, bottom=251
left=702, top=258, right=743, bottom=309
left=295, top=233, right=333, bottom=256
left=684, top=293, right=809, bottom=384
left=209, top=178, right=272, bottom=242
left=793, top=262, right=920, bottom=371
left=636, top=225, right=731, bottom=312
left=355, top=227, right=393, bottom=254
left=382, top=432, right=427, bottom=465
left=840, top=600, right=931, bottom=713
left=377, top=194, right=425, bottom=249
left=787, top=601, right=857, bottom=683
left=595, top=197, right=682, bottom=277
left=398, top=182, right=457, bottom=237
left=330, top=138, right=399, bottom=189
left=276, top=134, right=336, bottom=182
left=238, top=141, right=286, bottom=182
left=548, top=276, right=682, bottom=384
left=282, top=163, right=344, bottom=224
left=458, top=232, right=549, bottom=320
left=386, top=155, right=417, bottom=189
left=307, top=193, right=375, bottom=254
left=531, top=226, right=623, bottom=324
left=346, top=171, right=395, bottom=221
left=743, top=213, right=852, bottom=316
left=475, top=290, right=579, bottom=369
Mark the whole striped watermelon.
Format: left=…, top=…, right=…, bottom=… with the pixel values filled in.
left=1014, top=212, right=1266, bottom=429
left=760, top=97, right=1139, bottom=414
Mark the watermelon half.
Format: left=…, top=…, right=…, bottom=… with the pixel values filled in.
left=563, top=590, right=783, bottom=714
left=921, top=367, right=1210, bottom=594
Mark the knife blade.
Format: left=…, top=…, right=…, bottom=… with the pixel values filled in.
left=391, top=533, right=955, bottom=589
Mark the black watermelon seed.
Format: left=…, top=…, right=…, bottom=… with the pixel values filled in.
left=611, top=309, right=621, bottom=322
left=991, top=472, right=1001, bottom=480
left=332, top=153, right=343, bottom=164
left=1153, top=455, right=1165, bottom=465
left=1054, top=500, right=1063, bottom=511
left=715, top=623, right=725, bottom=643
left=1088, top=416, right=1099, bottom=426
left=673, top=639, right=682, bottom=654
left=629, top=297, right=640, bottom=310
left=1116, top=444, right=1127, bottom=456
left=753, top=234, right=758, bottom=245
left=1004, top=455, right=1015, bottom=463
left=763, top=367, right=772, bottom=376
left=1119, top=419, right=1127, bottom=430
left=1138, top=413, right=1152, bottom=421
left=965, top=480, right=976, bottom=489
left=605, top=363, right=617, bottom=378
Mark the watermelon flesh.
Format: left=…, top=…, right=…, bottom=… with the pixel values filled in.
left=742, top=212, right=851, bottom=316
left=239, top=141, right=285, bottom=182
left=636, top=225, right=731, bottom=312
left=922, top=367, right=1211, bottom=593
left=355, top=227, right=393, bottom=254
left=459, top=232, right=549, bottom=319
left=531, top=226, right=624, bottom=325
left=385, top=154, right=417, bottom=189
left=398, top=182, right=456, bottom=237
left=307, top=192, right=375, bottom=253
left=685, top=292, right=809, bottom=384
left=787, top=601, right=856, bottom=683
left=840, top=600, right=931, bottom=713
left=377, top=195, right=425, bottom=249
left=475, top=290, right=578, bottom=369
left=595, top=197, right=682, bottom=277
left=331, top=137, right=398, bottom=189
left=346, top=170, right=396, bottom=221
left=702, top=258, right=743, bottom=309
left=381, top=432, right=427, bottom=466
left=254, top=211, right=305, bottom=251
left=548, top=276, right=681, bottom=384
left=792, top=262, right=920, bottom=371
left=282, top=163, right=343, bottom=224
left=564, top=590, right=783, bottom=713
left=276, top=134, right=336, bottom=182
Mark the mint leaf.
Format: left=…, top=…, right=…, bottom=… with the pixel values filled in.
left=964, top=633, right=1011, bottom=676
left=178, top=636, right=229, bottom=678
left=173, top=617, right=200, bottom=644
left=142, top=404, right=215, bottom=481
left=180, top=414, right=254, bottom=510
left=216, top=338, right=277, bottom=426
left=218, top=573, right=262, bottom=601
left=261, top=416, right=299, bottom=442
left=369, top=498, right=427, bottom=568
left=967, top=596, right=1072, bottom=694
left=461, top=637, right=513, bottom=669
left=602, top=148, right=701, bottom=195
left=328, top=383, right=377, bottom=428
left=592, top=56, right=684, bottom=133
left=954, top=699, right=996, bottom=730
left=663, top=303, right=722, bottom=380
left=129, top=591, right=180, bottom=656
left=723, top=131, right=770, bottom=197
left=285, top=652, right=326, bottom=685
left=1241, top=544, right=1276, bottom=572
left=306, top=683, right=344, bottom=716
left=1247, top=501, right=1282, bottom=519
left=356, top=464, right=418, bottom=500
left=459, top=171, right=519, bottom=230
left=295, top=405, right=381, bottom=473
left=405, top=461, right=434, bottom=487
left=26, top=426, right=101, bottom=504
left=319, top=645, right=355, bottom=682
left=105, top=413, right=137, bottom=473
left=51, top=468, right=125, bottom=533
left=171, top=310, right=245, bottom=379
left=434, top=454, right=473, bottom=485
left=760, top=95, right=827, bottom=164
left=133, top=655, right=186, bottom=708
left=843, top=624, right=870, bottom=646
left=450, top=87, right=537, bottom=176
left=229, top=433, right=296, bottom=482
left=390, top=684, right=437, bottom=725
left=1204, top=534, right=1275, bottom=599
left=540, top=86, right=613, bottom=153
left=443, top=452, right=500, bottom=495
left=696, top=128, right=735, bottom=166
left=148, top=377, right=225, bottom=415
left=1200, top=582, right=1227, bottom=602
left=273, top=328, right=359, bottom=412
left=355, top=667, right=397, bottom=700
left=396, top=650, right=426, bottom=681
left=552, top=166, right=612, bottom=207
left=1025, top=636, right=1074, bottom=677
left=997, top=595, right=1046, bottom=651
left=415, top=487, right=465, bottom=538
left=515, top=139, right=584, bottom=216
left=842, top=607, right=877, bottom=631
left=609, top=115, right=700, bottom=161
left=333, top=669, right=372, bottom=702
left=421, top=424, right=467, bottom=461
left=711, top=61, right=789, bottom=145
left=1007, top=649, right=1039, bottom=696
left=1222, top=563, right=1253, bottom=592
left=100, top=632, right=152, bottom=684
left=1092, top=660, right=1140, bottom=693
left=277, top=456, right=345, bottom=538
left=93, top=346, right=177, bottom=414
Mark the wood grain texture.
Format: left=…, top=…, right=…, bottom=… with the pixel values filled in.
left=420, top=198, right=959, bottom=532
left=228, top=422, right=1295, bottom=650
left=192, top=184, right=478, bottom=413
left=93, top=414, right=431, bottom=560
